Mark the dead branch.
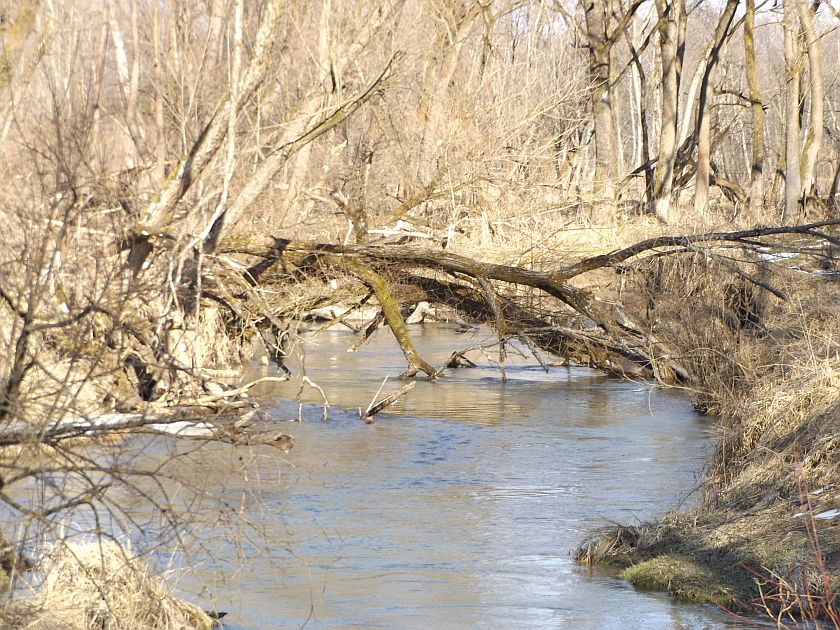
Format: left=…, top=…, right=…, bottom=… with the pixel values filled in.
left=297, top=376, right=330, bottom=421
left=220, top=237, right=606, bottom=326
left=338, top=257, right=438, bottom=379
left=152, top=376, right=290, bottom=408
left=215, top=220, right=839, bottom=383
left=360, top=378, right=415, bottom=423
left=563, top=219, right=840, bottom=277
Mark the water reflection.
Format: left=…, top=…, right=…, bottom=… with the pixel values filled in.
left=3, top=325, right=741, bottom=628
left=169, top=325, right=741, bottom=629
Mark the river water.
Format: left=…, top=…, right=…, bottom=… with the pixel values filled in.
left=162, top=324, right=742, bottom=629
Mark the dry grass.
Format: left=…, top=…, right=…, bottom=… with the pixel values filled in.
left=16, top=540, right=214, bottom=630
left=697, top=281, right=840, bottom=513
left=572, top=247, right=840, bottom=622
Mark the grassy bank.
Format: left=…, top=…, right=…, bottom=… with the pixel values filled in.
left=576, top=246, right=840, bottom=624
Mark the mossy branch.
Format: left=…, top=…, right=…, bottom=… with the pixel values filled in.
left=337, top=257, right=438, bottom=379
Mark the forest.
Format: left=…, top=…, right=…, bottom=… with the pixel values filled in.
left=0, top=0, right=838, bottom=627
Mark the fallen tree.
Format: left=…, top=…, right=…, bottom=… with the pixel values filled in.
left=209, top=218, right=840, bottom=386
left=4, top=206, right=838, bottom=499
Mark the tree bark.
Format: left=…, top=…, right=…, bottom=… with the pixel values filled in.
left=743, top=0, right=766, bottom=213
left=783, top=0, right=802, bottom=221
left=89, top=20, right=110, bottom=173
left=108, top=0, right=145, bottom=166
left=206, top=0, right=227, bottom=70
left=693, top=0, right=738, bottom=215
left=677, top=38, right=712, bottom=147
left=829, top=157, right=840, bottom=215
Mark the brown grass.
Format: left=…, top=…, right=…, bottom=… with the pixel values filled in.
left=16, top=540, right=214, bottom=630
left=571, top=241, right=840, bottom=622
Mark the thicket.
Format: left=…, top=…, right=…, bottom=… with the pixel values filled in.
left=0, top=0, right=838, bottom=626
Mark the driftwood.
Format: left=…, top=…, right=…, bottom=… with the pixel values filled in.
left=360, top=379, right=415, bottom=423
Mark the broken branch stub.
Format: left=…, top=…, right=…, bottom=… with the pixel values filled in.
left=361, top=380, right=416, bottom=423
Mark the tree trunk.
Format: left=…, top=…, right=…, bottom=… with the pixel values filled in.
left=416, top=6, right=479, bottom=188
left=743, top=0, right=766, bottom=213
left=206, top=0, right=227, bottom=70
left=583, top=0, right=617, bottom=222
left=677, top=38, right=713, bottom=147
left=151, top=1, right=166, bottom=187
left=279, top=0, right=333, bottom=218
left=108, top=0, right=144, bottom=166
left=783, top=0, right=802, bottom=221
left=693, top=0, right=738, bottom=215
left=627, top=31, right=652, bottom=209
left=795, top=0, right=824, bottom=201
left=89, top=20, right=109, bottom=174
left=829, top=157, right=840, bottom=215
left=651, top=0, right=685, bottom=223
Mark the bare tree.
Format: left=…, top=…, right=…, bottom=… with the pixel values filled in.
left=582, top=0, right=618, bottom=220
left=693, top=0, right=737, bottom=215
left=743, top=0, right=766, bottom=213
left=415, top=2, right=481, bottom=189
left=783, top=0, right=803, bottom=220
left=578, top=0, right=644, bottom=221
left=795, top=0, right=824, bottom=203
left=651, top=0, right=685, bottom=223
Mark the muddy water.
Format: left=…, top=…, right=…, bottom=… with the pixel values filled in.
left=181, top=325, right=741, bottom=629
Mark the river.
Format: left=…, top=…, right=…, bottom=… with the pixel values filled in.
left=159, top=324, right=744, bottom=629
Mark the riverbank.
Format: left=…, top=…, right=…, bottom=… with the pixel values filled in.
left=300, top=215, right=840, bottom=622
left=576, top=251, right=840, bottom=623
left=0, top=541, right=214, bottom=630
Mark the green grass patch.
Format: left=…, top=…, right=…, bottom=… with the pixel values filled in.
left=622, top=554, right=740, bottom=606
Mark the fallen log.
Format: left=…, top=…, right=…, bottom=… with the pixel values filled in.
left=215, top=221, right=840, bottom=383
left=0, top=376, right=292, bottom=447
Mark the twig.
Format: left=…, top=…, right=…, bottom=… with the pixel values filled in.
left=297, top=376, right=329, bottom=421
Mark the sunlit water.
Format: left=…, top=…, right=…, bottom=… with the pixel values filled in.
left=11, top=325, right=747, bottom=629
left=167, top=325, right=742, bottom=629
